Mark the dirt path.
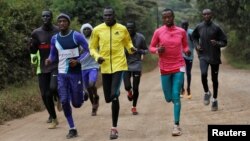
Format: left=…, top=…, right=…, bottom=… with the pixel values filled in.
left=1, top=55, right=250, bottom=141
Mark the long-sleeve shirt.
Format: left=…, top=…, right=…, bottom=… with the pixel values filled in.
left=49, top=30, right=89, bottom=74
left=182, top=29, right=195, bottom=60
left=126, top=32, right=148, bottom=71
left=89, top=23, right=134, bottom=74
left=149, top=25, right=189, bottom=74
left=30, top=24, right=59, bottom=73
left=30, top=51, right=41, bottom=74
left=192, top=21, right=227, bottom=64
left=80, top=36, right=99, bottom=70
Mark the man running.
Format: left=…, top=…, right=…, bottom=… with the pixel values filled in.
left=45, top=13, right=89, bottom=139
left=123, top=21, right=148, bottom=115
left=89, top=7, right=136, bottom=140
left=192, top=9, right=227, bottom=111
left=80, top=23, right=100, bottom=116
left=29, top=10, right=59, bottom=129
left=149, top=8, right=190, bottom=136
left=180, top=20, right=195, bottom=99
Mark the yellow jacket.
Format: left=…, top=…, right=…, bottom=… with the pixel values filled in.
left=89, top=23, right=133, bottom=74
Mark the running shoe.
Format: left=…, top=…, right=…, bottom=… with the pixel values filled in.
left=172, top=125, right=182, bottom=136
left=110, top=128, right=118, bottom=140
left=66, top=129, right=78, bottom=139
left=127, top=90, right=133, bottom=101
left=48, top=118, right=59, bottom=129
left=131, top=107, right=138, bottom=115
left=211, top=100, right=218, bottom=111
left=186, top=94, right=192, bottom=99
left=203, top=91, right=211, bottom=105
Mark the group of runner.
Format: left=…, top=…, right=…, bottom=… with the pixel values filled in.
left=30, top=6, right=227, bottom=140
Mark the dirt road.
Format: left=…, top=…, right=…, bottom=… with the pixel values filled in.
left=0, top=55, right=250, bottom=141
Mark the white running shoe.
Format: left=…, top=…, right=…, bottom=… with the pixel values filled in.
left=172, top=125, right=182, bottom=136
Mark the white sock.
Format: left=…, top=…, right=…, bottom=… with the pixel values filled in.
left=205, top=91, right=210, bottom=95
left=212, top=98, right=217, bottom=102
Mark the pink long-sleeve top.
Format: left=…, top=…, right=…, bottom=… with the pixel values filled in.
left=149, top=25, right=189, bottom=74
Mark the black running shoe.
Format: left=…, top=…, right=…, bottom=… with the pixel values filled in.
left=211, top=100, right=218, bottom=111
left=204, top=91, right=211, bottom=105
left=66, top=129, right=78, bottom=139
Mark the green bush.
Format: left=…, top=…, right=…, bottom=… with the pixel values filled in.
left=0, top=0, right=47, bottom=90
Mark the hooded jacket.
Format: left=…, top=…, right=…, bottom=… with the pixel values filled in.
left=80, top=23, right=93, bottom=36
left=79, top=23, right=99, bottom=70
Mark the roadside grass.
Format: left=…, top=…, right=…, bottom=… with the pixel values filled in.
left=0, top=77, right=44, bottom=124
left=0, top=54, right=158, bottom=124
left=224, top=52, right=250, bottom=70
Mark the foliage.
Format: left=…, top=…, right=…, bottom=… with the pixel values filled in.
left=157, top=0, right=196, bottom=28
left=50, top=0, right=124, bottom=26
left=0, top=0, right=47, bottom=90
left=122, top=0, right=158, bottom=45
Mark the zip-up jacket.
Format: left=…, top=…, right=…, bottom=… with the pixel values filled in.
left=80, top=23, right=99, bottom=70
left=149, top=25, right=189, bottom=73
left=192, top=21, right=227, bottom=64
left=89, top=23, right=134, bottom=74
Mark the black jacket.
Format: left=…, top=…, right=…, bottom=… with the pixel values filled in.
left=192, top=21, right=227, bottom=64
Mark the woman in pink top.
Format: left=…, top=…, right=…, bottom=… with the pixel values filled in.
left=149, top=8, right=190, bottom=136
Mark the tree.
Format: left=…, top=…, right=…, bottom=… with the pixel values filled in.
left=0, top=0, right=47, bottom=90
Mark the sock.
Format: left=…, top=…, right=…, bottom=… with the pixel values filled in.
left=70, top=127, right=76, bottom=130
left=205, top=91, right=210, bottom=95
left=175, top=122, right=179, bottom=125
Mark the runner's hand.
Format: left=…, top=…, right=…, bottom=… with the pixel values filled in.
left=196, top=45, right=203, bottom=51
left=45, top=58, right=51, bottom=66
left=69, top=59, right=78, bottom=67
left=131, top=47, right=137, bottom=53
left=157, top=46, right=165, bottom=54
left=97, top=57, right=105, bottom=64
left=185, top=50, right=191, bottom=57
